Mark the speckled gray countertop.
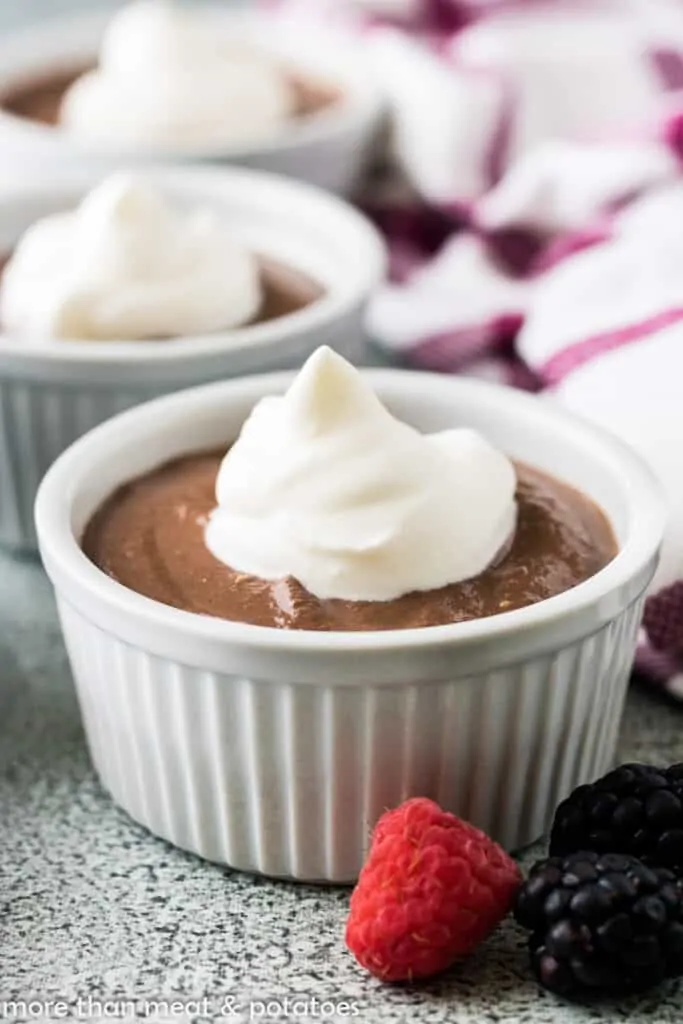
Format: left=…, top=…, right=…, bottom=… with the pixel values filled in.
left=2, top=550, right=683, bottom=1024
left=3, top=1, right=683, bottom=1021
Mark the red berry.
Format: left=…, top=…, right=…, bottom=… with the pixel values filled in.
left=345, top=797, right=521, bottom=982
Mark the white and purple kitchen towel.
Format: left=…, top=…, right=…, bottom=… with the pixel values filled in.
left=267, top=0, right=683, bottom=695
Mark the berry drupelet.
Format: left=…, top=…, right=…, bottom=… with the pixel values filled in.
left=550, top=763, right=683, bottom=870
left=515, top=851, right=683, bottom=998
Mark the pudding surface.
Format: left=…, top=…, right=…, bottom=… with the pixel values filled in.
left=0, top=65, right=340, bottom=131
left=82, top=450, right=618, bottom=631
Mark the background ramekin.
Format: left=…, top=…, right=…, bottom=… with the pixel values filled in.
left=0, top=167, right=386, bottom=551
left=0, top=7, right=384, bottom=196
left=35, top=370, right=665, bottom=882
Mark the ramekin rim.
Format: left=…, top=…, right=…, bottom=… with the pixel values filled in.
left=35, top=368, right=667, bottom=654
left=0, top=6, right=385, bottom=161
left=0, top=166, right=387, bottom=365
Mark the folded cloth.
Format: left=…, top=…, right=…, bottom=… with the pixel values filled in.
left=270, top=0, right=683, bottom=200
left=268, top=0, right=683, bottom=693
left=515, top=182, right=683, bottom=697
left=268, top=0, right=683, bottom=358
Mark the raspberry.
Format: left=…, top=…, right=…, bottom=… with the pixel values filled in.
left=515, top=851, right=683, bottom=998
left=345, top=797, right=521, bottom=981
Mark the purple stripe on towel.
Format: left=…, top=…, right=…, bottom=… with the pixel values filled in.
left=540, top=307, right=683, bottom=384
left=408, top=316, right=524, bottom=372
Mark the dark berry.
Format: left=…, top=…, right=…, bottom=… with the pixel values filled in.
left=514, top=852, right=683, bottom=998
left=550, top=764, right=683, bottom=870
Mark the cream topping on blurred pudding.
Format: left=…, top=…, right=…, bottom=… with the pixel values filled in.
left=0, top=175, right=323, bottom=342
left=59, top=0, right=297, bottom=150
left=83, top=347, right=618, bottom=630
left=0, top=2, right=340, bottom=145
left=0, top=174, right=261, bottom=340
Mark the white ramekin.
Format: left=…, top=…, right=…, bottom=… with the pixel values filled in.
left=35, top=371, right=665, bottom=883
left=0, top=8, right=384, bottom=196
left=0, top=167, right=385, bottom=552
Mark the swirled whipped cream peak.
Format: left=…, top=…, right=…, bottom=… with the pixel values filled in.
left=59, top=0, right=295, bottom=149
left=205, top=346, right=517, bottom=602
left=0, top=174, right=262, bottom=341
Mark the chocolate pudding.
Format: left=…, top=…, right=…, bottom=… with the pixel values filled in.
left=0, top=65, right=340, bottom=128
left=82, top=451, right=618, bottom=632
left=252, top=256, right=324, bottom=325
left=0, top=251, right=324, bottom=333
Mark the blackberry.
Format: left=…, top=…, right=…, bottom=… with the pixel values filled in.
left=515, top=851, right=683, bottom=998
left=550, top=763, right=683, bottom=870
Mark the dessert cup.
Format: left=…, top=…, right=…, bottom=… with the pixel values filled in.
left=35, top=370, right=665, bottom=882
left=0, top=168, right=386, bottom=551
left=0, top=8, right=384, bottom=196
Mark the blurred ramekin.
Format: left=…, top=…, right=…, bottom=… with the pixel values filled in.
left=0, top=167, right=385, bottom=552
left=0, top=8, right=384, bottom=196
left=36, top=371, right=664, bottom=882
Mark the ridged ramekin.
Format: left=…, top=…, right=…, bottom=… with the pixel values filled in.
left=0, top=7, right=384, bottom=196
left=35, top=371, right=665, bottom=882
left=0, top=167, right=385, bottom=551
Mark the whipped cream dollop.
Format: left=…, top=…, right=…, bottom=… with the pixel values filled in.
left=60, top=0, right=295, bottom=149
left=205, top=347, right=517, bottom=602
left=0, top=174, right=262, bottom=342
